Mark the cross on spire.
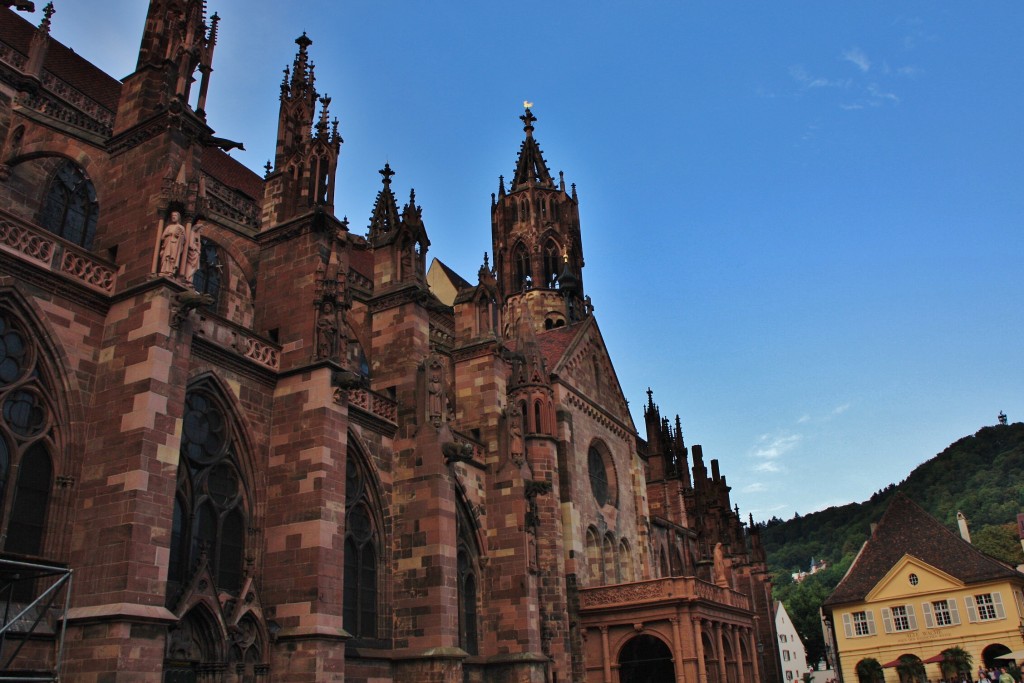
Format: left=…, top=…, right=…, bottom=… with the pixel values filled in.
left=520, top=104, right=537, bottom=136
left=379, top=162, right=395, bottom=186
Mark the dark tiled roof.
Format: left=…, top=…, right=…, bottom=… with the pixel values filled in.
left=824, top=493, right=1021, bottom=607
left=1, top=9, right=122, bottom=112
left=201, top=148, right=264, bottom=201
left=349, top=246, right=374, bottom=282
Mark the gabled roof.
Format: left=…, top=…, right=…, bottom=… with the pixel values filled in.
left=824, top=493, right=1021, bottom=607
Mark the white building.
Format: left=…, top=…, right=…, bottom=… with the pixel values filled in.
left=777, top=601, right=811, bottom=683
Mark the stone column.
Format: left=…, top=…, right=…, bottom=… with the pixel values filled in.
left=693, top=617, right=708, bottom=683
left=714, top=621, right=727, bottom=683
left=734, top=625, right=746, bottom=683
left=747, top=627, right=762, bottom=683
left=671, top=617, right=686, bottom=683
left=601, top=626, right=612, bottom=683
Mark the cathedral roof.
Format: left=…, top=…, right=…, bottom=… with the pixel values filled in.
left=1, top=8, right=121, bottom=111
left=536, top=322, right=583, bottom=370
left=824, top=493, right=1021, bottom=607
left=1, top=8, right=264, bottom=201
left=202, top=148, right=264, bottom=201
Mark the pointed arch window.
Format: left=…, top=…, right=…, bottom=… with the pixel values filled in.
left=167, top=386, right=248, bottom=607
left=0, top=310, right=56, bottom=561
left=190, top=237, right=221, bottom=307
left=40, top=160, right=98, bottom=249
left=513, top=244, right=531, bottom=292
left=344, top=449, right=378, bottom=639
left=542, top=239, right=561, bottom=288
left=457, top=504, right=480, bottom=655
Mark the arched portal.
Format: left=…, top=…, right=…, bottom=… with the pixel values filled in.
left=618, top=634, right=674, bottom=683
left=983, top=644, right=1013, bottom=668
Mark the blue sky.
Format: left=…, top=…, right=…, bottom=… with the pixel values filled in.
left=40, top=2, right=1024, bottom=521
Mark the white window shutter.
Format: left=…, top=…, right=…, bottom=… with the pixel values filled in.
left=866, top=610, right=877, bottom=635
left=965, top=596, right=978, bottom=623
left=881, top=607, right=893, bottom=633
left=906, top=604, right=918, bottom=630
left=994, top=592, right=1006, bottom=619
left=842, top=613, right=853, bottom=638
left=922, top=602, right=934, bottom=628
left=949, top=599, right=961, bottom=625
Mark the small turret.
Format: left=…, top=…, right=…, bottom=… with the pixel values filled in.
left=262, top=32, right=341, bottom=226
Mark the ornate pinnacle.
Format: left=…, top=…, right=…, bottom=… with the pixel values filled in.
left=208, top=12, right=219, bottom=44
left=39, top=2, right=54, bottom=32
left=520, top=105, right=537, bottom=137
left=379, top=162, right=395, bottom=186
left=646, top=387, right=654, bottom=408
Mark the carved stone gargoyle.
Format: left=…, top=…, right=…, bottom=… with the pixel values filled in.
left=170, top=290, right=213, bottom=329
left=442, top=441, right=474, bottom=464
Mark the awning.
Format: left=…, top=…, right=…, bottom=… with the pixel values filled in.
left=997, top=650, right=1024, bottom=660
left=921, top=654, right=945, bottom=664
left=882, top=660, right=903, bottom=668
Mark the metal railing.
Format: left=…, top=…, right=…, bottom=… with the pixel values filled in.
left=0, top=558, right=73, bottom=682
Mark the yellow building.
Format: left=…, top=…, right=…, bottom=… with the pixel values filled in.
left=822, top=494, right=1024, bottom=683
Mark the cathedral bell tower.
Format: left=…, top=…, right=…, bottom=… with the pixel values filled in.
left=491, top=106, right=587, bottom=336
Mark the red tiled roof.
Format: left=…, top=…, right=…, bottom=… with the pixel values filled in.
left=536, top=322, right=584, bottom=370
left=1, top=9, right=122, bottom=112
left=823, top=493, right=1020, bottom=607
left=201, top=148, right=264, bottom=201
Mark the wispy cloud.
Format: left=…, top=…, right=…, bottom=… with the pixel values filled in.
left=752, top=432, right=802, bottom=459
left=754, top=461, right=781, bottom=473
left=743, top=482, right=767, bottom=493
left=832, top=403, right=851, bottom=415
left=797, top=414, right=811, bottom=424
left=843, top=47, right=871, bottom=72
left=789, top=65, right=850, bottom=90
left=867, top=83, right=900, bottom=104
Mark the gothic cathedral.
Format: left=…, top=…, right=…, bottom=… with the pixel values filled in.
left=0, top=3, right=778, bottom=682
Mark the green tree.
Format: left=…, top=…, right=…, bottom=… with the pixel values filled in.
left=939, top=647, right=973, bottom=682
left=856, top=658, right=884, bottom=683
left=896, top=655, right=925, bottom=683
left=972, top=523, right=1024, bottom=565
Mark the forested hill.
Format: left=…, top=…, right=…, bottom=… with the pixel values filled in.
left=761, top=422, right=1024, bottom=663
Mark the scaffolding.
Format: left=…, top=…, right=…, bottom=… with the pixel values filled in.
left=0, top=558, right=72, bottom=682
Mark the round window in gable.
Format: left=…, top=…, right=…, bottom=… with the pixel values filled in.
left=908, top=573, right=919, bottom=586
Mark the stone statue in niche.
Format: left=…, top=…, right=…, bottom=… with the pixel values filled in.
left=158, top=210, right=186, bottom=276
left=315, top=300, right=338, bottom=360
left=509, top=406, right=525, bottom=468
left=427, top=358, right=444, bottom=425
left=182, top=222, right=204, bottom=284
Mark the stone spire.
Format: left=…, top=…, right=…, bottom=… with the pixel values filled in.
left=511, top=105, right=555, bottom=190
